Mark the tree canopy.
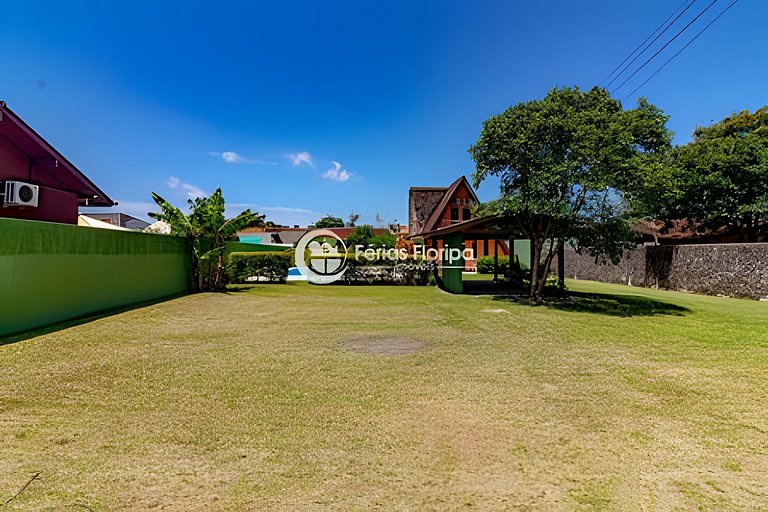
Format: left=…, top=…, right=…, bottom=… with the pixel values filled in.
left=469, top=86, right=671, bottom=297
left=313, top=214, right=345, bottom=228
left=345, top=225, right=396, bottom=249
left=634, top=106, right=768, bottom=241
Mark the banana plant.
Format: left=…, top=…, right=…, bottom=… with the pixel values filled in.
left=149, top=188, right=265, bottom=290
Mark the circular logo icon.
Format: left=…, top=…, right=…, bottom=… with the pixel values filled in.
left=294, top=229, right=348, bottom=284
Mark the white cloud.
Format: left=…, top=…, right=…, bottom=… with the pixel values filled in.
left=287, top=151, right=314, bottom=168
left=181, top=183, right=206, bottom=199
left=86, top=201, right=322, bottom=227
left=221, top=151, right=246, bottom=163
left=209, top=150, right=276, bottom=165
left=226, top=203, right=321, bottom=226
left=167, top=176, right=206, bottom=199
left=322, top=160, right=351, bottom=182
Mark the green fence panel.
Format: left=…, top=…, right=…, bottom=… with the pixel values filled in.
left=0, top=218, right=192, bottom=337
left=441, top=234, right=464, bottom=294
left=513, top=239, right=531, bottom=268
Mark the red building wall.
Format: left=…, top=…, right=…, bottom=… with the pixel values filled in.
left=0, top=134, right=79, bottom=224
left=430, top=181, right=509, bottom=266
left=0, top=186, right=78, bottom=224
left=434, top=182, right=475, bottom=229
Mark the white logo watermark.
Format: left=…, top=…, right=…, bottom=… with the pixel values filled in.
left=295, top=229, right=474, bottom=284
left=294, top=229, right=349, bottom=284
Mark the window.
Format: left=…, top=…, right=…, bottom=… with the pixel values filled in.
left=462, top=207, right=471, bottom=220
left=450, top=208, right=459, bottom=221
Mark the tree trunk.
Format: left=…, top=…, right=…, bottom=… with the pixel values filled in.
left=536, top=237, right=559, bottom=298
left=529, top=224, right=543, bottom=299
left=216, top=252, right=224, bottom=288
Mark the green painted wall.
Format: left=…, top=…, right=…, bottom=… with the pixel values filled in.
left=440, top=234, right=464, bottom=294
left=0, top=218, right=192, bottom=337
left=513, top=239, right=532, bottom=268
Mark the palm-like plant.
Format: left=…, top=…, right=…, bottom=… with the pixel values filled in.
left=149, top=188, right=265, bottom=290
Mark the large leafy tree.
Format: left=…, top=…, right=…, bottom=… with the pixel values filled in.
left=469, top=86, right=671, bottom=298
left=313, top=214, right=345, bottom=228
left=637, top=107, right=768, bottom=241
left=149, top=188, right=265, bottom=290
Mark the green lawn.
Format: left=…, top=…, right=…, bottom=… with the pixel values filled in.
left=1, top=281, right=767, bottom=510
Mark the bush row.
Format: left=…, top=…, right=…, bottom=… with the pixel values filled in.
left=476, top=255, right=511, bottom=274
left=226, top=251, right=293, bottom=283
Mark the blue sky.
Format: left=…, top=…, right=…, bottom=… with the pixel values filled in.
left=2, top=1, right=765, bottom=226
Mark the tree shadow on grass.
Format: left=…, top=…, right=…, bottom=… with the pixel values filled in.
left=493, top=290, right=690, bottom=317
left=224, top=282, right=295, bottom=293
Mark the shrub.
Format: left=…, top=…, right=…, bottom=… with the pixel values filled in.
left=226, top=251, right=292, bottom=283
left=369, top=232, right=396, bottom=248
left=345, top=225, right=375, bottom=248
left=476, top=255, right=510, bottom=274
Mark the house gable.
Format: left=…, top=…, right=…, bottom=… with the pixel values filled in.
left=418, top=176, right=479, bottom=234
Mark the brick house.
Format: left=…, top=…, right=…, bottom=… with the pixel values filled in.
left=408, top=176, right=509, bottom=269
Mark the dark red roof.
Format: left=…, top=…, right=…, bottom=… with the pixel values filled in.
left=0, top=101, right=113, bottom=207
left=327, top=227, right=390, bottom=238
left=238, top=226, right=390, bottom=238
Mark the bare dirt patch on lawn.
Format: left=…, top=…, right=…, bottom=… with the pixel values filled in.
left=343, top=335, right=424, bottom=355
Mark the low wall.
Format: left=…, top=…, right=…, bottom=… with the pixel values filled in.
left=562, top=243, right=768, bottom=300
left=0, top=218, right=192, bottom=337
left=342, top=265, right=432, bottom=285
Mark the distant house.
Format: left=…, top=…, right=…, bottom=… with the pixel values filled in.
left=409, top=176, right=477, bottom=236
left=0, top=101, right=114, bottom=224
left=86, top=212, right=150, bottom=231
left=238, top=227, right=310, bottom=246
left=409, top=176, right=509, bottom=269
left=237, top=226, right=391, bottom=246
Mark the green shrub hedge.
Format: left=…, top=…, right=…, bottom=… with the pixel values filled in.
left=476, top=255, right=510, bottom=274
left=226, top=251, right=292, bottom=283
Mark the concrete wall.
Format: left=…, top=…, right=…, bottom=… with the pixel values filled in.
left=0, top=218, right=192, bottom=337
left=561, top=243, right=768, bottom=300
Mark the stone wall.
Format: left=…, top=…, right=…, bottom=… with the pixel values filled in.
left=341, top=264, right=433, bottom=286
left=561, top=243, right=768, bottom=300
left=562, top=246, right=648, bottom=287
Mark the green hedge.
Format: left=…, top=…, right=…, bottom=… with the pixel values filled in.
left=226, top=251, right=292, bottom=283
left=0, top=218, right=192, bottom=336
left=476, top=255, right=510, bottom=274
left=225, top=241, right=290, bottom=255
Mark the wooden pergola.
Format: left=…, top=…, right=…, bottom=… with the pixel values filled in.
left=417, top=214, right=565, bottom=294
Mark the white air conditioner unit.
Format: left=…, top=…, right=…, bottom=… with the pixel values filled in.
left=3, top=181, right=40, bottom=208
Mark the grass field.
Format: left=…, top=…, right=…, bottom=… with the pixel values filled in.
left=1, top=281, right=767, bottom=510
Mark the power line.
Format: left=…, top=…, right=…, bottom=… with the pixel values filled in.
left=624, top=0, right=738, bottom=99
left=610, top=0, right=720, bottom=94
left=601, top=0, right=694, bottom=86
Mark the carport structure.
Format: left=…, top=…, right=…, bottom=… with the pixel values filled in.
left=418, top=214, right=565, bottom=294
